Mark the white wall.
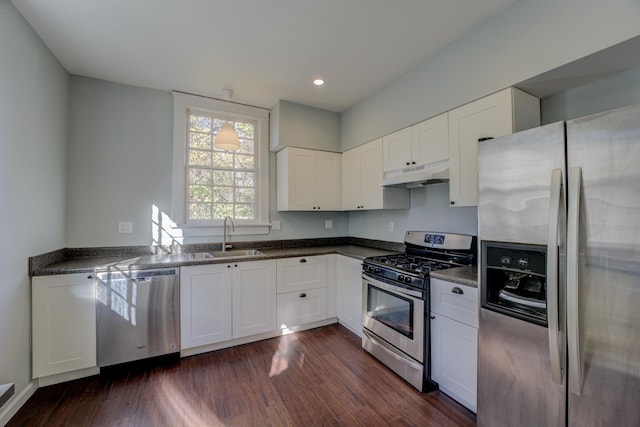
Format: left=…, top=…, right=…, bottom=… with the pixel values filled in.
left=0, top=0, right=68, bottom=420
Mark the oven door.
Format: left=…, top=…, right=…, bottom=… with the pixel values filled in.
left=362, top=274, right=424, bottom=362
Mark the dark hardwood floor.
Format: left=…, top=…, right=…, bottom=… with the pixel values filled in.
left=9, top=324, right=475, bottom=426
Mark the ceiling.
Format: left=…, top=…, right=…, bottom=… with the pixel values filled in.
left=11, top=0, right=516, bottom=112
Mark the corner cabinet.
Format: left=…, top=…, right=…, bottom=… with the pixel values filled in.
left=448, top=87, right=540, bottom=207
left=342, top=138, right=409, bottom=210
left=430, top=278, right=478, bottom=412
left=276, top=255, right=328, bottom=328
left=32, top=273, right=97, bottom=379
left=276, top=147, right=342, bottom=211
left=181, top=260, right=277, bottom=351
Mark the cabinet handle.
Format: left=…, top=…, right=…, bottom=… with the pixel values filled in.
left=478, top=137, right=494, bottom=142
left=406, top=162, right=410, bottom=165
left=299, top=293, right=307, bottom=298
left=87, top=275, right=93, bottom=279
left=299, top=258, right=307, bottom=263
left=430, top=315, right=436, bottom=320
left=411, top=161, right=416, bottom=165
left=451, top=286, right=464, bottom=295
left=227, top=265, right=231, bottom=268
left=450, top=201, right=455, bottom=205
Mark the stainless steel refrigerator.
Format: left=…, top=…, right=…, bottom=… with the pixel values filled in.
left=476, top=103, right=640, bottom=426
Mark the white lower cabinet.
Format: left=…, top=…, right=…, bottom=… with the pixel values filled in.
left=276, top=255, right=328, bottom=328
left=336, top=255, right=363, bottom=337
left=430, top=278, right=478, bottom=412
left=32, top=273, right=97, bottom=378
left=181, top=260, right=276, bottom=350
left=277, top=287, right=327, bottom=328
left=232, top=260, right=277, bottom=338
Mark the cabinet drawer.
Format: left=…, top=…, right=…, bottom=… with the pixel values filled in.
left=276, top=255, right=328, bottom=293
left=430, top=278, right=478, bottom=328
left=277, top=287, right=327, bottom=328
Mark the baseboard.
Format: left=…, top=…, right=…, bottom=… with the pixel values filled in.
left=0, top=381, right=37, bottom=426
left=181, top=318, right=338, bottom=358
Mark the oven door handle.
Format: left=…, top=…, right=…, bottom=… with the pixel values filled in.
left=362, top=274, right=423, bottom=298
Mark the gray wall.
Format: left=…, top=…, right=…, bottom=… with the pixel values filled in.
left=67, top=77, right=348, bottom=247
left=0, top=0, right=68, bottom=419
left=341, top=0, right=640, bottom=241
left=341, top=0, right=640, bottom=151
left=542, top=66, right=640, bottom=124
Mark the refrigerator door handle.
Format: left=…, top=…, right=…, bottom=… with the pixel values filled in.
left=567, top=166, right=583, bottom=395
left=547, top=168, right=564, bottom=384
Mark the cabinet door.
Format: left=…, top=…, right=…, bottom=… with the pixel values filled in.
left=232, top=260, right=277, bottom=338
left=287, top=148, right=317, bottom=210
left=180, top=265, right=232, bottom=349
left=431, top=314, right=478, bottom=412
left=277, top=256, right=328, bottom=293
left=359, top=138, right=385, bottom=209
left=341, top=146, right=362, bottom=210
left=382, top=127, right=412, bottom=172
left=277, top=287, right=328, bottom=328
left=32, top=274, right=97, bottom=378
left=315, top=151, right=342, bottom=210
left=448, top=89, right=514, bottom=207
left=411, top=113, right=449, bottom=166
left=336, top=256, right=363, bottom=337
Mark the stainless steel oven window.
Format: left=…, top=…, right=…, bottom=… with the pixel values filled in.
left=366, top=283, right=415, bottom=339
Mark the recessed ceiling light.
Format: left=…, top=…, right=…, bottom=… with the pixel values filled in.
left=313, top=78, right=325, bottom=86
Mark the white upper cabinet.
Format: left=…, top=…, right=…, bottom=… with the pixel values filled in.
left=382, top=127, right=412, bottom=171
left=277, top=147, right=342, bottom=211
left=342, top=138, right=409, bottom=210
left=448, top=87, right=540, bottom=207
left=382, top=113, right=449, bottom=172
left=411, top=113, right=449, bottom=166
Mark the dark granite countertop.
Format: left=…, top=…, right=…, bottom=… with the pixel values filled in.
left=31, top=239, right=403, bottom=276
left=430, top=265, right=478, bottom=288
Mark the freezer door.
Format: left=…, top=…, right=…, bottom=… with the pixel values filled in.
left=477, top=308, right=565, bottom=427
left=566, top=104, right=640, bottom=426
left=478, top=121, right=566, bottom=245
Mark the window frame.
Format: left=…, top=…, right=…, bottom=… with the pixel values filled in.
left=172, top=91, right=270, bottom=236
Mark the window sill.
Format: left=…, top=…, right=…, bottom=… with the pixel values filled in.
left=176, top=224, right=271, bottom=237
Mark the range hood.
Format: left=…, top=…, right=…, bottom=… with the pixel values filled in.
left=379, top=160, right=449, bottom=189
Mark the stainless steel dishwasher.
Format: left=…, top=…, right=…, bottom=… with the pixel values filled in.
left=96, top=268, right=179, bottom=367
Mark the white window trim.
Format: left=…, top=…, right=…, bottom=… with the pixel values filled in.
left=172, top=91, right=270, bottom=236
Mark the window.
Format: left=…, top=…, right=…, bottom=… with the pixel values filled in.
left=172, top=92, right=269, bottom=235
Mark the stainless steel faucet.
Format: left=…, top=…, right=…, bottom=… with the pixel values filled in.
left=223, top=216, right=235, bottom=251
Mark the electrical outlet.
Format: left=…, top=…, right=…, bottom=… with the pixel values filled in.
left=388, top=221, right=394, bottom=232
left=119, top=221, right=133, bottom=233
left=271, top=220, right=281, bottom=231
left=325, top=220, right=333, bottom=229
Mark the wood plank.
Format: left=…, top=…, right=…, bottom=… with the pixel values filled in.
left=8, top=324, right=475, bottom=426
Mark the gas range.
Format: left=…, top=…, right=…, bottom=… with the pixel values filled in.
left=363, top=231, right=476, bottom=290
left=361, top=231, right=476, bottom=392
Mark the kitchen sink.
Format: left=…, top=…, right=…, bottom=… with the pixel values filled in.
left=211, top=249, right=264, bottom=258
left=161, top=252, right=214, bottom=262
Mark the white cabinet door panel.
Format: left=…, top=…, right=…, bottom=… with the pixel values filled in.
left=32, top=274, right=97, bottom=378
left=233, top=260, right=277, bottom=338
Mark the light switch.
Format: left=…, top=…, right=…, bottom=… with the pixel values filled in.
left=388, top=221, right=394, bottom=232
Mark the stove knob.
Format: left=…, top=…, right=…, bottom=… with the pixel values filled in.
left=405, top=276, right=412, bottom=284
left=367, top=266, right=375, bottom=273
left=374, top=268, right=382, bottom=274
